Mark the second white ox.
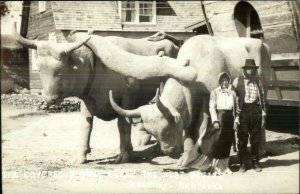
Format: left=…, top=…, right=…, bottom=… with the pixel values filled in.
left=110, top=35, right=271, bottom=165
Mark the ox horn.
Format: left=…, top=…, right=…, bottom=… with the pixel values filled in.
left=109, top=90, right=141, bottom=118
left=63, top=36, right=91, bottom=55
left=12, top=22, right=38, bottom=49
left=155, top=88, right=180, bottom=123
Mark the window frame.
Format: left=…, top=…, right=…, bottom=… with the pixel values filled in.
left=118, top=1, right=156, bottom=24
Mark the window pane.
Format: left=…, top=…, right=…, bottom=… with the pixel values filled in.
left=122, top=10, right=136, bottom=22
left=139, top=16, right=152, bottom=22
left=139, top=2, right=153, bottom=18
left=122, top=1, right=135, bottom=9
left=145, top=9, right=152, bottom=16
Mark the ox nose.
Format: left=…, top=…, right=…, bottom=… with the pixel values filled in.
left=161, top=146, right=175, bottom=155
left=49, top=99, right=57, bottom=104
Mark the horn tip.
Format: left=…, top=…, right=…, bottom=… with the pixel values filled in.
left=109, top=90, right=114, bottom=101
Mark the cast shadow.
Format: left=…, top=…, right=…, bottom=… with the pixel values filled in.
left=92, top=143, right=164, bottom=165
left=260, top=159, right=299, bottom=169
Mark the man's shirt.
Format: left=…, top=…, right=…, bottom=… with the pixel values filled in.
left=232, top=76, right=267, bottom=120
left=244, top=79, right=259, bottom=103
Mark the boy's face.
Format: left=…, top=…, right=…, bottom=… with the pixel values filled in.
left=220, top=77, right=229, bottom=89
left=244, top=68, right=257, bottom=78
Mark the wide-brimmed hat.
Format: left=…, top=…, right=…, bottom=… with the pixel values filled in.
left=242, top=59, right=259, bottom=69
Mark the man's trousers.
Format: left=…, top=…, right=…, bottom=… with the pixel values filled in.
left=237, top=102, right=262, bottom=162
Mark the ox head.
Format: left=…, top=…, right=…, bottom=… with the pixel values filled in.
left=109, top=88, right=183, bottom=157
left=12, top=22, right=91, bottom=104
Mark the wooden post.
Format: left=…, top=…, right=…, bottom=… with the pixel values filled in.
left=200, top=0, right=214, bottom=36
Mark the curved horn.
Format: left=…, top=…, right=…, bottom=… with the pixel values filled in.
left=63, top=36, right=91, bottom=55
left=156, top=88, right=180, bottom=123
left=109, top=90, right=141, bottom=118
left=12, top=22, right=37, bottom=49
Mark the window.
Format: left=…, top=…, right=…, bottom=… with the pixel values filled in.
left=118, top=1, right=156, bottom=24
left=38, top=1, right=46, bottom=13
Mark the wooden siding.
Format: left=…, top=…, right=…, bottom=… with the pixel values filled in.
left=51, top=1, right=204, bottom=32
left=204, top=1, right=298, bottom=54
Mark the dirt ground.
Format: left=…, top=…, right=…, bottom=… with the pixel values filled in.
left=2, top=105, right=299, bottom=194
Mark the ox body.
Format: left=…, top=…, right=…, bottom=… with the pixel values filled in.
left=111, top=35, right=271, bottom=166
left=13, top=23, right=197, bottom=164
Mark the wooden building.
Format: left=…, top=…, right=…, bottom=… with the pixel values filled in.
left=200, top=1, right=300, bottom=107
left=24, top=1, right=299, bottom=107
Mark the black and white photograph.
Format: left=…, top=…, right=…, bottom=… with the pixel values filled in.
left=1, top=1, right=299, bottom=193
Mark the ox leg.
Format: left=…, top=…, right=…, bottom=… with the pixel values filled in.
left=73, top=99, right=93, bottom=165
left=116, top=116, right=133, bottom=163
left=178, top=100, right=210, bottom=167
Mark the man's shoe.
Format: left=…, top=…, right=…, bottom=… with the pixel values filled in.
left=238, top=163, right=247, bottom=173
left=252, top=160, right=262, bottom=172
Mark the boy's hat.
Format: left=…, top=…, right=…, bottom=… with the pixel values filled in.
left=242, top=59, right=259, bottom=69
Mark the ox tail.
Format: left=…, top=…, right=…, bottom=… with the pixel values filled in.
left=109, top=90, right=141, bottom=118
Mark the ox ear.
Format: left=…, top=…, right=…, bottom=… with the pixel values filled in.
left=155, top=88, right=180, bottom=124
left=147, top=31, right=166, bottom=41
left=147, top=31, right=180, bottom=47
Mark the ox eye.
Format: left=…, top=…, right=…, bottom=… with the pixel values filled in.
left=165, top=131, right=170, bottom=138
left=54, top=71, right=63, bottom=77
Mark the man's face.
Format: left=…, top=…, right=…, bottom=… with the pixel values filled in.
left=220, top=77, right=229, bottom=89
left=244, top=68, right=257, bottom=78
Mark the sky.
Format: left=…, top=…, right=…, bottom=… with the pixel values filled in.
left=1, top=1, right=23, bottom=35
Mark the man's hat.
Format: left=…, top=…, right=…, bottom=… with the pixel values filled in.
left=242, top=59, right=259, bottom=69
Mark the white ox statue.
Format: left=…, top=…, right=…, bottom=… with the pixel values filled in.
left=110, top=34, right=271, bottom=165
left=12, top=22, right=197, bottom=164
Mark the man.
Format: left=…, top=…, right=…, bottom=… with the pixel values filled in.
left=232, top=59, right=267, bottom=173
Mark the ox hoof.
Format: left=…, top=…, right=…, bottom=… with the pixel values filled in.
left=72, top=148, right=91, bottom=165
left=72, top=156, right=88, bottom=165
left=177, top=150, right=200, bottom=167
left=138, top=134, right=152, bottom=146
left=115, top=152, right=132, bottom=163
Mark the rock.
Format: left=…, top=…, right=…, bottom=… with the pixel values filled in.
left=1, top=94, right=81, bottom=113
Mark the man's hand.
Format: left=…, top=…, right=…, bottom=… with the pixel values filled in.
left=213, top=121, right=220, bottom=130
